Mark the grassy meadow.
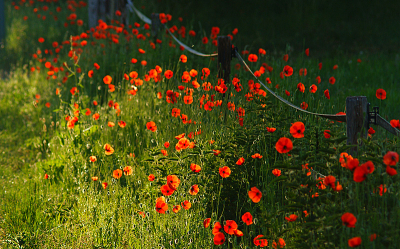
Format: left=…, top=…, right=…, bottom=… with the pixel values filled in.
left=0, top=0, right=400, bottom=248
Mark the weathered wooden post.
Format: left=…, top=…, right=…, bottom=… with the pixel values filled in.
left=151, top=13, right=161, bottom=45
left=217, top=36, right=231, bottom=99
left=0, top=0, right=5, bottom=48
left=346, top=96, right=368, bottom=155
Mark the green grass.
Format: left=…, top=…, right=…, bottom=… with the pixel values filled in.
left=0, top=0, right=399, bottom=248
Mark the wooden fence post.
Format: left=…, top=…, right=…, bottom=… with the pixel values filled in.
left=0, top=0, right=5, bottom=47
left=346, top=96, right=368, bottom=155
left=217, top=36, right=231, bottom=99
left=151, top=13, right=161, bottom=45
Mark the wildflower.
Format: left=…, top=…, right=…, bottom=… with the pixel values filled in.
left=219, top=166, right=231, bottom=178
left=189, top=184, right=199, bottom=195
left=180, top=54, right=187, bottom=63
left=254, top=235, right=268, bottom=247
left=104, top=143, right=114, bottom=155
left=113, top=169, right=122, bottom=179
left=118, top=121, right=126, bottom=128
left=309, top=84, right=317, bottom=93
left=102, top=182, right=108, bottom=189
left=348, top=237, right=362, bottom=247
left=190, top=163, right=201, bottom=173
left=276, top=137, right=293, bottom=153
left=204, top=218, right=211, bottom=228
left=376, top=89, right=386, bottom=100
left=342, top=212, right=357, bottom=228
left=103, top=75, right=112, bottom=85
left=148, top=174, right=155, bottom=181
left=123, top=166, right=133, bottom=175
left=161, top=184, right=174, bottom=196
left=236, top=157, right=245, bottom=165
left=305, top=48, right=309, bottom=56
left=224, top=220, right=238, bottom=235
left=251, top=153, right=262, bottom=159
left=167, top=175, right=180, bottom=190
left=324, top=130, right=331, bottom=139
left=213, top=232, right=225, bottom=245
left=181, top=200, right=191, bottom=210
left=89, top=156, right=97, bottom=162
left=146, top=121, right=157, bottom=132
left=383, top=151, right=399, bottom=166
left=242, top=212, right=253, bottom=225
left=91, top=176, right=98, bottom=181
left=285, top=214, right=298, bottom=222
left=272, top=169, right=281, bottom=177
left=248, top=187, right=262, bottom=203
left=248, top=54, right=258, bottom=62
left=329, top=76, right=336, bottom=84
left=290, top=122, right=305, bottom=138
left=155, top=197, right=168, bottom=214
left=324, top=89, right=330, bottom=99
left=283, top=65, right=293, bottom=76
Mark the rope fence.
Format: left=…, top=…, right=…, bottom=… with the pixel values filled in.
left=121, top=1, right=399, bottom=154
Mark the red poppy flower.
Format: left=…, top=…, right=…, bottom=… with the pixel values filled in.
left=122, top=166, right=133, bottom=176
left=172, top=205, right=181, bottom=213
left=348, top=237, right=362, bottom=247
left=248, top=54, right=258, bottom=62
left=318, top=62, right=322, bottom=70
left=251, top=153, right=262, bottom=159
left=94, top=63, right=100, bottom=70
left=103, top=75, right=112, bottom=85
left=164, top=70, right=173, bottom=79
left=212, top=222, right=222, bottom=235
left=272, top=169, right=281, bottom=177
left=370, top=234, right=377, bottom=241
left=189, top=184, right=199, bottom=195
left=167, top=175, right=180, bottom=190
left=236, top=157, right=245, bottom=165
left=146, top=121, right=157, bottom=132
left=305, top=48, right=309, bottom=56
left=223, top=220, right=238, bottom=235
left=290, top=122, right=305, bottom=138
left=316, top=76, right=321, bottom=84
left=324, top=89, right=330, bottom=99
left=323, top=175, right=336, bottom=189
left=382, top=151, right=398, bottom=167
left=219, top=166, right=231, bottom=178
left=329, top=76, right=336, bottom=84
left=102, top=182, right=108, bottom=189
left=70, top=87, right=78, bottom=95
left=242, top=212, right=253, bottom=225
left=234, top=229, right=244, bottom=237
left=283, top=65, right=293, bottom=76
left=161, top=184, right=175, bottom=196
left=248, top=187, right=262, bottom=203
left=353, top=165, right=369, bottom=182
left=213, top=150, right=221, bottom=156
left=91, top=176, right=98, bottom=181
left=148, top=174, right=155, bottom=181
left=204, top=218, right=211, bottom=228
left=283, top=54, right=289, bottom=62
left=190, top=163, right=201, bottom=173
left=155, top=197, right=168, bottom=214
left=254, top=235, right=268, bottom=247
left=89, top=156, right=97, bottom=162
left=113, top=169, right=122, bottom=179
left=386, top=165, right=397, bottom=176
left=376, top=89, right=386, bottom=100
left=285, top=214, right=298, bottom=222
left=297, top=83, right=305, bottom=93
left=179, top=54, right=187, bottom=63
left=273, top=238, right=286, bottom=248
left=267, top=127, right=276, bottom=133
left=104, top=143, right=114, bottom=155
left=390, top=119, right=400, bottom=128
left=276, top=137, right=293, bottom=153
left=213, top=232, right=225, bottom=245
left=300, top=102, right=308, bottom=110
left=309, top=84, right=317, bottom=93
left=341, top=212, right=357, bottom=228
left=368, top=127, right=375, bottom=135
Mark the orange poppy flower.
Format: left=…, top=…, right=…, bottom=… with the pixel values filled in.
left=148, top=174, right=155, bottom=181
left=113, top=169, right=122, bottom=179
left=242, top=212, right=253, bottom=225
left=219, top=166, right=231, bottom=178
left=104, top=143, right=114, bottom=155
left=108, top=121, right=115, bottom=127
left=161, top=184, right=175, bottom=196
left=146, top=121, right=157, bottom=132
left=89, top=156, right=97, bottom=162
left=167, top=175, right=180, bottom=190
left=248, top=187, right=262, bottom=203
left=93, top=113, right=100, bottom=120
left=383, top=151, right=399, bottom=166
left=204, top=218, right=211, bottom=228
left=181, top=200, right=191, bottom=210
left=91, top=176, right=98, bottom=181
left=290, top=122, right=305, bottom=138
left=285, top=214, right=298, bottom=222
left=267, top=127, right=276, bottom=133
left=234, top=229, right=243, bottom=237
left=172, top=205, right=181, bottom=213
left=329, top=76, right=336, bottom=84
left=283, top=65, right=293, bottom=76
left=123, top=166, right=133, bottom=176
left=224, top=220, right=238, bottom=235
left=376, top=89, right=386, bottom=100
left=179, top=54, right=187, bottom=63
left=183, top=95, right=193, bottom=104
left=190, top=163, right=201, bottom=173
left=103, top=75, right=112, bottom=84
left=189, top=184, right=199, bottom=195
left=236, top=157, right=245, bottom=165
left=171, top=108, right=181, bottom=117
left=118, top=121, right=126, bottom=128
left=275, top=137, right=293, bottom=153
left=213, top=232, right=225, bottom=245
left=44, top=173, right=49, bottom=179
left=341, top=212, right=357, bottom=227
left=138, top=48, right=145, bottom=54
left=102, top=182, right=108, bottom=189
left=348, top=237, right=362, bottom=247
left=272, top=169, right=281, bottom=177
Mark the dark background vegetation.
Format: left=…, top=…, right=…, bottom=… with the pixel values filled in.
left=140, top=0, right=400, bottom=55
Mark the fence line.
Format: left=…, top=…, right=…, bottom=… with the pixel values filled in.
left=126, top=1, right=400, bottom=141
